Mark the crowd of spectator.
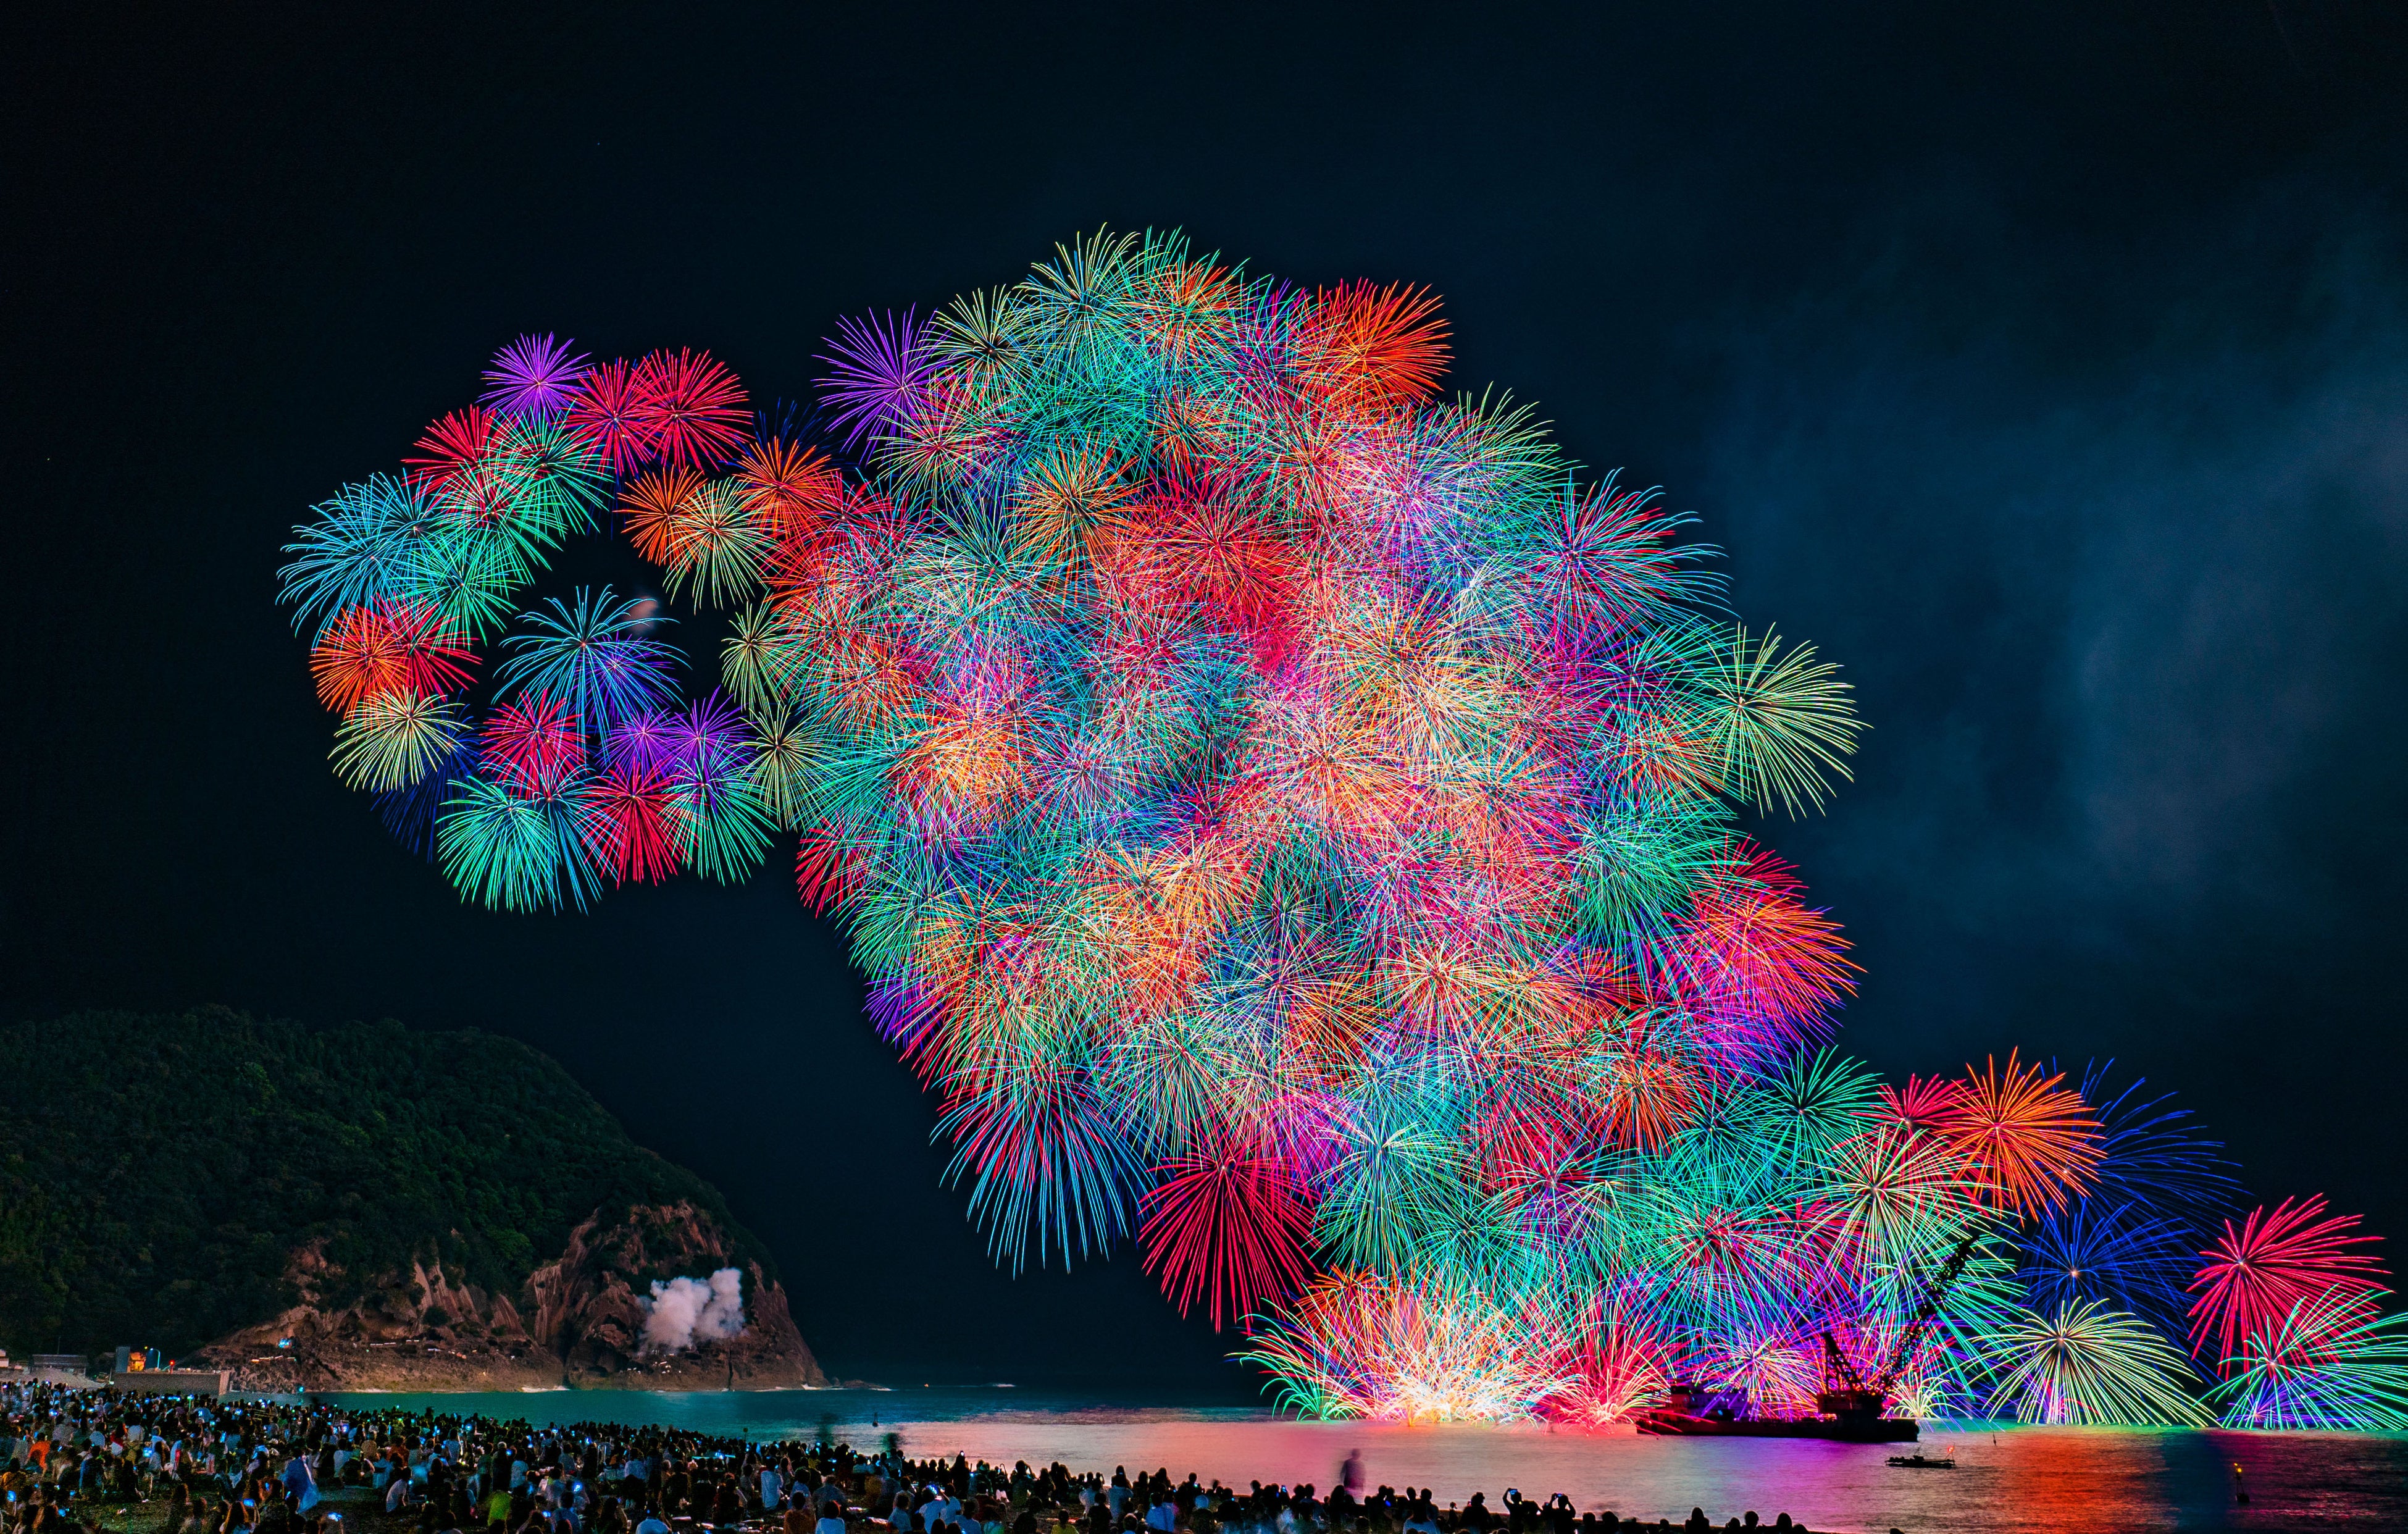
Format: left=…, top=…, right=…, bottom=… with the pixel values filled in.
left=0, top=1385, right=1818, bottom=1534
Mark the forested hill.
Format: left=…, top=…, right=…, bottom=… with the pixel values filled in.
left=0, top=1007, right=780, bottom=1359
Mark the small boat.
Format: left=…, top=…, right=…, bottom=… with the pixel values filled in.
left=1885, top=1452, right=1955, bottom=1469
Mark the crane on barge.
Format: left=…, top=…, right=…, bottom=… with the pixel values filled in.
left=1637, top=1228, right=1987, bottom=1440
left=1817, top=1228, right=1986, bottom=1426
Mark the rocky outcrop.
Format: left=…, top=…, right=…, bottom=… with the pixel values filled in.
left=199, top=1202, right=824, bottom=1392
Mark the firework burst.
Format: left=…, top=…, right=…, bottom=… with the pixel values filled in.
left=482, top=333, right=592, bottom=422
left=1978, top=1299, right=2210, bottom=1427
left=2209, top=1288, right=2408, bottom=1430
left=277, top=238, right=2398, bottom=1428
left=2189, top=1196, right=2386, bottom=1365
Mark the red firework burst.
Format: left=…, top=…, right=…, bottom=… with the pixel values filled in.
left=629, top=348, right=750, bottom=470
left=403, top=406, right=501, bottom=494
left=1881, top=1074, right=1965, bottom=1136
left=482, top=693, right=585, bottom=793
left=1140, top=1133, right=1318, bottom=1331
left=582, top=763, right=691, bottom=882
left=2188, top=1196, right=2387, bottom=1366
left=794, top=821, right=870, bottom=915
left=563, top=358, right=653, bottom=475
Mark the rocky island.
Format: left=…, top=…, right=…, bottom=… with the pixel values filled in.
left=0, top=1008, right=824, bottom=1391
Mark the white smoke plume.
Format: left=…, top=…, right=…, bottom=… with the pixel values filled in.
left=640, top=1268, right=746, bottom=1352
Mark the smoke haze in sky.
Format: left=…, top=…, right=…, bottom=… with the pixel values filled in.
left=641, top=1269, right=746, bottom=1353
left=1685, top=175, right=2408, bottom=1226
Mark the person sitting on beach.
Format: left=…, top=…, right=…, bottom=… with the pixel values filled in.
left=928, top=1485, right=963, bottom=1529
left=779, top=1488, right=816, bottom=1534
left=157, top=1482, right=196, bottom=1534
left=254, top=1487, right=294, bottom=1534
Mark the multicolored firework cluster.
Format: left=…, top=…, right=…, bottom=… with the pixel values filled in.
left=279, top=231, right=2407, bottom=1430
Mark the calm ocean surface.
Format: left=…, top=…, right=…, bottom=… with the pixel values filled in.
left=319, top=1389, right=2408, bottom=1533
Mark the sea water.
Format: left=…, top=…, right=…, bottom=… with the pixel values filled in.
left=319, top=1388, right=2408, bottom=1533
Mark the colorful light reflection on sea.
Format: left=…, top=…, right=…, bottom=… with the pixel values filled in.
left=323, top=1391, right=2407, bottom=1532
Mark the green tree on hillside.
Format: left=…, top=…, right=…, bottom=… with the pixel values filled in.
left=0, top=1007, right=777, bottom=1356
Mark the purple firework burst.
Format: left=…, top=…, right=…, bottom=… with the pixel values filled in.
left=482, top=333, right=593, bottom=422
left=816, top=309, right=930, bottom=450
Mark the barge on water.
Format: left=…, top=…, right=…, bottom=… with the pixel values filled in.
left=1634, top=1385, right=1920, bottom=1443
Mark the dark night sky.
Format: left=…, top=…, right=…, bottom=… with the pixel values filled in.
left=8, top=3, right=2406, bottom=1392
